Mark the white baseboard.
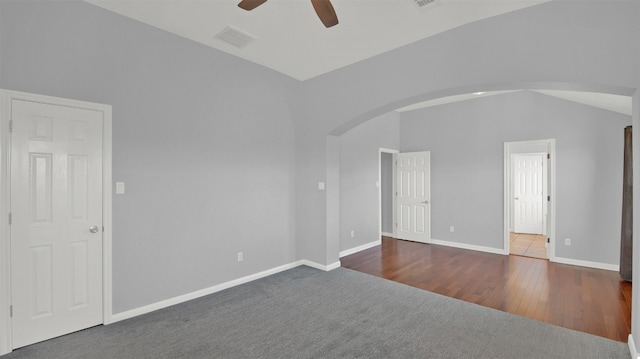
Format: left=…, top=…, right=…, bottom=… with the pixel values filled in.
left=552, top=256, right=619, bottom=272
left=299, top=259, right=341, bottom=271
left=381, top=232, right=394, bottom=237
left=629, top=334, right=639, bottom=359
left=431, top=239, right=506, bottom=255
left=110, top=260, right=333, bottom=323
left=339, top=240, right=382, bottom=258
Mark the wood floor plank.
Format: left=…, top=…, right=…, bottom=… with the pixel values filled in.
left=341, top=237, right=632, bottom=342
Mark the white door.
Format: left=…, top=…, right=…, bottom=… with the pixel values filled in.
left=513, top=154, right=544, bottom=234
left=10, top=99, right=103, bottom=348
left=396, top=151, right=430, bottom=243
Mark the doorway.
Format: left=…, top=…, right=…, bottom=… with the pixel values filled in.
left=504, top=140, right=555, bottom=260
left=0, top=90, right=113, bottom=355
left=379, top=150, right=396, bottom=238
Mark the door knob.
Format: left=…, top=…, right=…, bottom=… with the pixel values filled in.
left=89, top=226, right=99, bottom=233
left=422, top=200, right=430, bottom=204
left=514, top=197, right=519, bottom=200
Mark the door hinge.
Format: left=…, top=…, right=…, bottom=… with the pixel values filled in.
left=547, top=153, right=550, bottom=159
left=8, top=212, right=11, bottom=225
left=547, top=195, right=551, bottom=202
left=547, top=238, right=550, bottom=244
left=9, top=305, right=12, bottom=317
left=395, top=222, right=398, bottom=227
left=9, top=120, right=13, bottom=133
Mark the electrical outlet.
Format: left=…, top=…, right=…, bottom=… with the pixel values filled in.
left=237, top=252, right=243, bottom=262
left=449, top=226, right=455, bottom=233
left=564, top=238, right=571, bottom=246
left=350, top=230, right=355, bottom=238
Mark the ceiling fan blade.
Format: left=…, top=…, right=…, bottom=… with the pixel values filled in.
left=238, top=0, right=268, bottom=11
left=310, top=0, right=339, bottom=28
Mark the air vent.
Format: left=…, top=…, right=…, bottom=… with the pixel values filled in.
left=413, top=0, right=435, bottom=8
left=214, top=26, right=257, bottom=49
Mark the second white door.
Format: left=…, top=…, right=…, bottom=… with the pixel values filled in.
left=513, top=153, right=545, bottom=234
left=396, top=151, right=430, bottom=243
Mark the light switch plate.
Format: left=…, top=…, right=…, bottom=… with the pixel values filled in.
left=115, top=182, right=125, bottom=195
left=318, top=182, right=325, bottom=190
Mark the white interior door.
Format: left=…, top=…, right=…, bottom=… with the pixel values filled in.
left=10, top=99, right=103, bottom=348
left=396, top=151, right=430, bottom=243
left=513, top=154, right=544, bottom=234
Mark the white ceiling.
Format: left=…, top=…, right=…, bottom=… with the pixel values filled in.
left=396, top=90, right=633, bottom=115
left=85, top=0, right=551, bottom=81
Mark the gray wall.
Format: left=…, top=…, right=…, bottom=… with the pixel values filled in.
left=1, top=0, right=639, bottom=340
left=298, top=0, right=639, bottom=268
left=400, top=90, right=630, bottom=265
left=339, top=112, right=399, bottom=251
left=0, top=0, right=301, bottom=314
left=381, top=152, right=393, bottom=234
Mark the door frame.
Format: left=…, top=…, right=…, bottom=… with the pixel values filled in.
left=0, top=89, right=113, bottom=355
left=503, top=139, right=556, bottom=260
left=378, top=148, right=398, bottom=239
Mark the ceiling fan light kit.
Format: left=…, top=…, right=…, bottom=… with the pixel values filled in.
left=238, top=0, right=339, bottom=28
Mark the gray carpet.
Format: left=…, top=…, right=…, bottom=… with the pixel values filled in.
left=4, top=266, right=630, bottom=358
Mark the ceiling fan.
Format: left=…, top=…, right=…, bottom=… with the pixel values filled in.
left=238, top=0, right=339, bottom=28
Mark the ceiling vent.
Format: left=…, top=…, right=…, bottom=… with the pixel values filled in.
left=412, top=0, right=439, bottom=10
left=214, top=26, right=257, bottom=49
left=413, top=0, right=435, bottom=8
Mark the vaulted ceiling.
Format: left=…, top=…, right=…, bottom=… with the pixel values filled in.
left=85, top=0, right=631, bottom=115
left=85, top=0, right=551, bottom=81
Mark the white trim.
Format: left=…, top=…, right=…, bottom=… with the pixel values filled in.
left=0, top=91, right=12, bottom=356
left=552, top=256, right=619, bottom=272
left=339, top=239, right=382, bottom=258
left=112, top=261, right=302, bottom=323
left=629, top=334, right=639, bottom=359
left=381, top=232, right=394, bottom=237
left=299, top=259, right=341, bottom=271
left=504, top=150, right=508, bottom=253
left=110, top=260, right=339, bottom=323
left=0, top=90, right=113, bottom=355
left=549, top=140, right=556, bottom=260
left=102, top=105, right=114, bottom=325
left=503, top=139, right=556, bottom=259
left=431, top=239, right=506, bottom=255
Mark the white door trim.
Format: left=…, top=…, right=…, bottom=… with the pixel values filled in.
left=503, top=139, right=556, bottom=260
left=0, top=89, right=113, bottom=355
left=379, top=148, right=399, bottom=240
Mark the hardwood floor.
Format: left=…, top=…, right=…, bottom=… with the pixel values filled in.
left=510, top=232, right=547, bottom=259
left=341, top=237, right=632, bottom=342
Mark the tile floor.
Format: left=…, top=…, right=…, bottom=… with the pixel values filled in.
left=510, top=232, right=547, bottom=259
